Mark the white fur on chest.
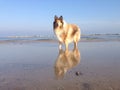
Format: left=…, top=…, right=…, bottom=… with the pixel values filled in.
left=55, top=30, right=64, bottom=43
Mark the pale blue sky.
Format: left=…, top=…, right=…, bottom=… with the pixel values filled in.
left=0, top=0, right=120, bottom=36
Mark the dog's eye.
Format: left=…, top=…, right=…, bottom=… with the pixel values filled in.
left=56, top=22, right=58, bottom=26
left=54, top=22, right=58, bottom=28
left=55, top=22, right=58, bottom=26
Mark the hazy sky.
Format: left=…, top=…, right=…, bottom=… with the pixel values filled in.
left=0, top=0, right=120, bottom=36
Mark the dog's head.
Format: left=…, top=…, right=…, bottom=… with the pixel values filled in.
left=53, top=15, right=64, bottom=29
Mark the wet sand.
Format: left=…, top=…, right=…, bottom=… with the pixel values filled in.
left=0, top=41, right=120, bottom=90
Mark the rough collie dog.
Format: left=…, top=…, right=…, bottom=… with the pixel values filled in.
left=53, top=15, right=81, bottom=50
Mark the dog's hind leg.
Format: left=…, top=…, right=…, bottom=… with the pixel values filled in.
left=74, top=41, right=78, bottom=50
left=73, top=32, right=80, bottom=50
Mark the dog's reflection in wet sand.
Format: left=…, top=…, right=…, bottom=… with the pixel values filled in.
left=54, top=48, right=80, bottom=79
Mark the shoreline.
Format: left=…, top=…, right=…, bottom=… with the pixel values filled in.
left=0, top=33, right=120, bottom=44
left=0, top=38, right=120, bottom=44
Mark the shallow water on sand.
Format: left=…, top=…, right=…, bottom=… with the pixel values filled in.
left=0, top=41, right=120, bottom=90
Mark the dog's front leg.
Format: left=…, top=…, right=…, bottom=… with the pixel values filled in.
left=59, top=42, right=62, bottom=50
left=65, top=42, right=68, bottom=51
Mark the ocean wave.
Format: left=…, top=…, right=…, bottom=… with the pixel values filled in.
left=0, top=34, right=120, bottom=42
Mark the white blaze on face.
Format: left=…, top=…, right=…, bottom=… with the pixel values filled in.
left=57, top=20, right=62, bottom=27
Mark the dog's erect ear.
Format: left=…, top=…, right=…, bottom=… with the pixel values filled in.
left=54, top=15, right=58, bottom=20
left=59, top=16, right=63, bottom=20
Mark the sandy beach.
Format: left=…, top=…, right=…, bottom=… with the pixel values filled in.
left=0, top=40, right=120, bottom=90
